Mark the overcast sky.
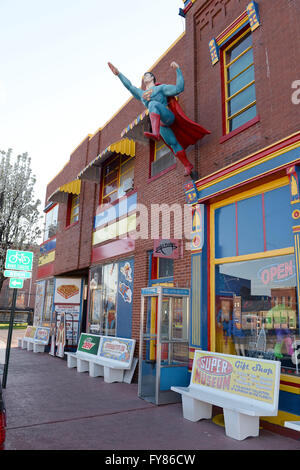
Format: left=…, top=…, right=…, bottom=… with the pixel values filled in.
left=0, top=0, right=185, bottom=209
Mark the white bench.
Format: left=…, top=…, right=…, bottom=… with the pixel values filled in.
left=18, top=326, right=50, bottom=353
left=171, top=350, right=281, bottom=441
left=66, top=334, right=137, bottom=384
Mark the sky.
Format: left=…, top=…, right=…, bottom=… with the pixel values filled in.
left=0, top=0, right=185, bottom=210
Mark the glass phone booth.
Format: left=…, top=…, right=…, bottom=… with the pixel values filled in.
left=138, top=286, right=190, bottom=405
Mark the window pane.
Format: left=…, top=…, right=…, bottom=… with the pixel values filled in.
left=156, top=142, right=172, bottom=161
left=227, top=48, right=253, bottom=81
left=215, top=255, right=299, bottom=376
left=228, top=83, right=256, bottom=117
left=121, top=157, right=134, bottom=175
left=227, top=65, right=255, bottom=97
left=103, top=157, right=119, bottom=176
left=158, top=258, right=174, bottom=278
left=103, top=179, right=118, bottom=196
left=226, top=32, right=252, bottom=63
left=229, top=104, right=256, bottom=131
left=104, top=169, right=118, bottom=185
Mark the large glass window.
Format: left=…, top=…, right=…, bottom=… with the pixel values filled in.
left=150, top=140, right=175, bottom=178
left=89, top=263, right=118, bottom=336
left=101, top=154, right=134, bottom=205
left=215, top=254, right=299, bottom=376
left=223, top=28, right=257, bottom=133
left=44, top=205, right=58, bottom=241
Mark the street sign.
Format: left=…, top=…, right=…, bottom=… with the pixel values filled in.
left=9, top=278, right=24, bottom=289
left=4, top=270, right=32, bottom=279
left=5, top=249, right=33, bottom=271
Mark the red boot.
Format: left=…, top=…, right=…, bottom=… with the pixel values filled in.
left=144, top=113, right=161, bottom=141
left=175, top=149, right=194, bottom=176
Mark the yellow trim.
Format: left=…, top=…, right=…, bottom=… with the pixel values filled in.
left=262, top=410, right=300, bottom=428
left=38, top=251, right=55, bottom=267
left=281, top=373, right=300, bottom=385
left=211, top=176, right=289, bottom=210
left=59, top=179, right=81, bottom=195
left=216, top=15, right=249, bottom=47
left=214, top=247, right=295, bottom=266
left=226, top=80, right=255, bottom=103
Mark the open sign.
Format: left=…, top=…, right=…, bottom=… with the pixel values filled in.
left=259, top=260, right=295, bottom=285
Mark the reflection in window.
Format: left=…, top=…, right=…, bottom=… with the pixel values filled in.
left=44, top=205, right=58, bottom=241
left=215, top=254, right=299, bottom=376
left=89, top=263, right=117, bottom=336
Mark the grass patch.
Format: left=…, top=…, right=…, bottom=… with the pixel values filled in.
left=0, top=324, right=28, bottom=330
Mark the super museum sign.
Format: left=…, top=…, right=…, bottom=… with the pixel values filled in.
left=192, top=351, right=279, bottom=405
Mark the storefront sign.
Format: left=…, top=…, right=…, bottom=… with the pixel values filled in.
left=192, top=350, right=279, bottom=405
left=78, top=333, right=101, bottom=356
left=54, top=304, right=80, bottom=344
left=24, top=326, right=36, bottom=339
left=154, top=239, right=180, bottom=259
left=258, top=259, right=295, bottom=285
left=99, top=337, right=134, bottom=364
left=35, top=327, right=50, bottom=344
left=54, top=278, right=82, bottom=304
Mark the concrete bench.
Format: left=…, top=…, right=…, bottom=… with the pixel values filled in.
left=18, top=326, right=50, bottom=353
left=66, top=334, right=137, bottom=384
left=171, top=350, right=281, bottom=440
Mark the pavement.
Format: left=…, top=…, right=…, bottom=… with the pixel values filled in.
left=1, top=328, right=300, bottom=454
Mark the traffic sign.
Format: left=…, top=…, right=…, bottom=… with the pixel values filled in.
left=5, top=250, right=33, bottom=271
left=9, top=278, right=24, bottom=289
left=4, top=270, right=32, bottom=279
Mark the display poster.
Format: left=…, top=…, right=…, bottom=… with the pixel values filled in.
left=117, top=258, right=134, bottom=338
left=55, top=313, right=66, bottom=358
left=78, top=333, right=101, bottom=356
left=99, top=337, right=134, bottom=364
left=34, top=327, right=50, bottom=344
left=24, top=326, right=36, bottom=339
left=54, top=278, right=82, bottom=304
left=54, top=304, right=80, bottom=345
left=34, top=281, right=46, bottom=325
left=192, top=350, right=279, bottom=405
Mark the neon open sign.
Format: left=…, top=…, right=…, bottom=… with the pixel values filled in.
left=258, top=260, right=295, bottom=285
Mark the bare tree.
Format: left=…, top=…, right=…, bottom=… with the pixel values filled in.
left=0, top=149, right=42, bottom=291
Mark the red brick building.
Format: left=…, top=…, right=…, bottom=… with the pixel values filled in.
left=36, top=0, right=300, bottom=433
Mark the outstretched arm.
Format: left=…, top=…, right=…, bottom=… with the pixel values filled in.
left=108, top=62, right=143, bottom=101
left=161, top=62, right=184, bottom=97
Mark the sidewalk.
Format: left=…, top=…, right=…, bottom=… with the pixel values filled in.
left=1, top=334, right=300, bottom=451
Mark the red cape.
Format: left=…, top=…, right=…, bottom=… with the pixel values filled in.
left=166, top=97, right=210, bottom=150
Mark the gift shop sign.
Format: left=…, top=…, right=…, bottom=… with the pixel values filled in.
left=192, top=351, right=279, bottom=405
left=153, top=239, right=179, bottom=259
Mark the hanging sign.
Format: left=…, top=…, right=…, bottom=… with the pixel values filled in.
left=208, top=38, right=219, bottom=65
left=153, top=239, right=180, bottom=259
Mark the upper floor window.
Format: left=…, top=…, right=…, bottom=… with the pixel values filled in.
left=150, top=140, right=175, bottom=178
left=223, top=28, right=257, bottom=134
left=44, top=204, right=58, bottom=241
left=67, top=194, right=80, bottom=225
left=101, top=154, right=134, bottom=205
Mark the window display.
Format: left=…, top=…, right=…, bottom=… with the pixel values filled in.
left=215, top=254, right=299, bottom=376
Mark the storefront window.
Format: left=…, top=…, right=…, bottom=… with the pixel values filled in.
left=89, top=263, right=117, bottom=336
left=43, top=279, right=54, bottom=324
left=215, top=253, right=299, bottom=376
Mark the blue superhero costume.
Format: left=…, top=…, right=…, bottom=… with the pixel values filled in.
left=117, top=68, right=210, bottom=176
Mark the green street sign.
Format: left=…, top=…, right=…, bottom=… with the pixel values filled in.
left=9, top=278, right=24, bottom=289
left=5, top=250, right=33, bottom=271
left=4, top=270, right=32, bottom=279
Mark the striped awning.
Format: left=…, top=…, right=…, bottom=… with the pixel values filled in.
left=78, top=138, right=135, bottom=182
left=48, top=179, right=81, bottom=203
left=121, top=110, right=151, bottom=144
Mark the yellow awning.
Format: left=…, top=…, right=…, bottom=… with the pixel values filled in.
left=78, top=138, right=135, bottom=182
left=48, top=179, right=81, bottom=203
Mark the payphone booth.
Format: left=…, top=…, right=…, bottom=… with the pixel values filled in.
left=138, top=286, right=190, bottom=405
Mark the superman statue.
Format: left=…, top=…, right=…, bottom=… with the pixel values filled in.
left=108, top=61, right=210, bottom=177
